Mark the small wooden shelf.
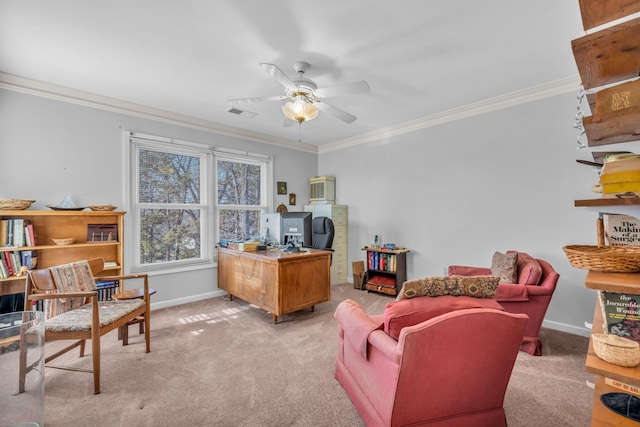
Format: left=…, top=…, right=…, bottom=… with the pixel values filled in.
left=575, top=198, right=640, bottom=207
left=586, top=300, right=640, bottom=386
left=361, top=247, right=410, bottom=296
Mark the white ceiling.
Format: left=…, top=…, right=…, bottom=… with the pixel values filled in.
left=0, top=1, right=585, bottom=147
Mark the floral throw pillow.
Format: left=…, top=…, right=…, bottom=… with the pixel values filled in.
left=491, top=251, right=518, bottom=284
left=396, top=275, right=500, bottom=300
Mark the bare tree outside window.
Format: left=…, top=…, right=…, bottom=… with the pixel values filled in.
left=138, top=148, right=202, bottom=264
left=130, top=133, right=270, bottom=272
left=217, top=160, right=262, bottom=241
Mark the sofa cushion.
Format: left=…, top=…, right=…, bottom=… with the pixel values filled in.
left=507, top=251, right=543, bottom=286
left=491, top=251, right=518, bottom=284
left=397, top=275, right=500, bottom=300
left=383, top=295, right=504, bottom=340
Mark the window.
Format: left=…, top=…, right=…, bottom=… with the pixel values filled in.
left=215, top=152, right=271, bottom=242
left=127, top=132, right=271, bottom=273
left=129, top=133, right=212, bottom=271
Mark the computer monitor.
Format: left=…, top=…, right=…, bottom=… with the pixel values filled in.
left=280, top=211, right=312, bottom=247
left=260, top=212, right=282, bottom=245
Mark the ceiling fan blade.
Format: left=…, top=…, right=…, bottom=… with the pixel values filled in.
left=259, top=63, right=298, bottom=92
left=280, top=117, right=293, bottom=127
left=228, top=95, right=284, bottom=104
left=315, top=80, right=370, bottom=99
left=316, top=101, right=357, bottom=124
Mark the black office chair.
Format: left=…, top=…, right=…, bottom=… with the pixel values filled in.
left=311, top=216, right=335, bottom=264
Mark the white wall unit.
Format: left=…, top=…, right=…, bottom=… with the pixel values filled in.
left=304, top=204, right=348, bottom=285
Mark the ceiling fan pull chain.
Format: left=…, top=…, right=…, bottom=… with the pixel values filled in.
left=298, top=122, right=302, bottom=143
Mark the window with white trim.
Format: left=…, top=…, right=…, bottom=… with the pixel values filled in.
left=215, top=151, right=271, bottom=242
left=129, top=133, right=212, bottom=271
left=127, top=133, right=271, bottom=272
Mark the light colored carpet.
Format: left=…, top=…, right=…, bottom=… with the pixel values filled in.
left=41, top=284, right=593, bottom=426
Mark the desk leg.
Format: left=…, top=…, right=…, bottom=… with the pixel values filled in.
left=223, top=294, right=233, bottom=301
left=272, top=314, right=278, bottom=324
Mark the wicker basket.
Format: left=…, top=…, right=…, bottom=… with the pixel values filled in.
left=592, top=333, right=640, bottom=367
left=52, top=238, right=75, bottom=246
left=563, top=216, right=640, bottom=272
left=88, top=204, right=117, bottom=211
left=0, top=199, right=35, bottom=210
left=563, top=245, right=640, bottom=272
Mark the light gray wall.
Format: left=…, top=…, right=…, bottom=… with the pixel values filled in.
left=0, top=89, right=318, bottom=308
left=320, top=91, right=601, bottom=337
left=0, top=87, right=615, bottom=336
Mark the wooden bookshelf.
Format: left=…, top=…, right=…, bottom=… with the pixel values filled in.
left=584, top=271, right=640, bottom=426
left=0, top=210, right=125, bottom=296
left=361, top=247, right=409, bottom=296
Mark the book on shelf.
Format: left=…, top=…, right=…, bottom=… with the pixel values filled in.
left=599, top=290, right=640, bottom=342
left=11, top=218, right=24, bottom=247
left=602, top=213, right=640, bottom=246
left=0, top=220, right=7, bottom=247
left=6, top=220, right=13, bottom=248
left=25, top=223, right=36, bottom=246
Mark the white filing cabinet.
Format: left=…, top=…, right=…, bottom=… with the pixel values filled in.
left=304, top=204, right=348, bottom=285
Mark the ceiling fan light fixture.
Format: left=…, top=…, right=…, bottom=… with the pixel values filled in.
left=282, top=96, right=318, bottom=123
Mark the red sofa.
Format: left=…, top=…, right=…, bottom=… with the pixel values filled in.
left=334, top=296, right=528, bottom=426
left=447, top=251, right=559, bottom=356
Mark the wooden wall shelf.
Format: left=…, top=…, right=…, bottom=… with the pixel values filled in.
left=583, top=107, right=640, bottom=147
left=578, top=0, right=640, bottom=31
left=575, top=198, right=640, bottom=207
left=572, top=16, right=640, bottom=90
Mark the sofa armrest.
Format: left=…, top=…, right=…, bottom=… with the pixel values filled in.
left=368, top=329, right=401, bottom=364
left=334, top=299, right=383, bottom=359
left=447, top=265, right=492, bottom=276
left=494, top=283, right=529, bottom=302
left=525, top=284, right=555, bottom=297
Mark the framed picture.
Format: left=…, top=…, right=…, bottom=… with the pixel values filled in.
left=289, top=193, right=296, bottom=205
left=277, top=182, right=287, bottom=195
left=87, top=224, right=118, bottom=243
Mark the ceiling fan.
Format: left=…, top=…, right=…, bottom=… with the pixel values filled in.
left=228, top=61, right=370, bottom=125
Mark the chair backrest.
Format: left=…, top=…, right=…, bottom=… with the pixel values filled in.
left=392, top=308, right=528, bottom=426
left=26, top=258, right=105, bottom=317
left=311, top=216, right=334, bottom=250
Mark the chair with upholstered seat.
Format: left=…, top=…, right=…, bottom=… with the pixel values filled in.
left=24, top=257, right=151, bottom=394
left=448, top=250, right=559, bottom=356
left=334, top=295, right=528, bottom=426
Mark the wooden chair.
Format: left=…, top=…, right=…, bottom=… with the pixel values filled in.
left=24, top=257, right=151, bottom=394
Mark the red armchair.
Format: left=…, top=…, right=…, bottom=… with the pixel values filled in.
left=447, top=251, right=559, bottom=356
left=334, top=296, right=528, bottom=426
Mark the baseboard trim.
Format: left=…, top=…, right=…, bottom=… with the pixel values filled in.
left=542, top=319, right=591, bottom=338
left=150, top=290, right=226, bottom=311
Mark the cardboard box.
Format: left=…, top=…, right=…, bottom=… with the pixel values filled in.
left=352, top=261, right=365, bottom=290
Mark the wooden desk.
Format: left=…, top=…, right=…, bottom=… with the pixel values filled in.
left=217, top=247, right=331, bottom=323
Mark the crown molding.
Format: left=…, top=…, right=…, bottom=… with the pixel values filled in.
left=0, top=72, right=318, bottom=154
left=318, top=75, right=582, bottom=154
left=0, top=71, right=581, bottom=156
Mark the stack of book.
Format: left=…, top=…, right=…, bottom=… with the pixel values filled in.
left=0, top=218, right=37, bottom=247
left=367, top=251, right=397, bottom=272
left=599, top=153, right=640, bottom=197
left=0, top=250, right=36, bottom=279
